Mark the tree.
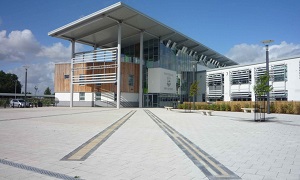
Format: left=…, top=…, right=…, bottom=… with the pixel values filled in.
left=189, top=81, right=199, bottom=109
left=0, top=70, right=22, bottom=93
left=253, top=72, right=273, bottom=97
left=44, top=87, right=51, bottom=95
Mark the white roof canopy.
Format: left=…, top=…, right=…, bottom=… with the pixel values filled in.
left=49, top=2, right=237, bottom=66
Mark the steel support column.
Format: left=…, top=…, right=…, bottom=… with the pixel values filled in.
left=266, top=44, right=270, bottom=114
left=139, top=32, right=144, bottom=108
left=117, top=23, right=122, bottom=109
left=70, top=40, right=75, bottom=107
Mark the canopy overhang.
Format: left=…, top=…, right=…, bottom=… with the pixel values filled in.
left=49, top=2, right=238, bottom=66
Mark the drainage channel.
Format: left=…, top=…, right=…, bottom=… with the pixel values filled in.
left=144, top=109, right=241, bottom=180
left=62, top=110, right=136, bottom=161
left=0, top=159, right=80, bottom=180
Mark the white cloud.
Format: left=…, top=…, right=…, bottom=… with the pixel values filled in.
left=226, top=41, right=300, bottom=65
left=0, top=29, right=40, bottom=61
left=0, top=29, right=86, bottom=95
left=37, top=42, right=83, bottom=63
left=37, top=42, right=71, bottom=62
left=0, top=29, right=84, bottom=63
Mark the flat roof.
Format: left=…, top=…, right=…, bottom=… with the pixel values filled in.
left=206, top=56, right=300, bottom=72
left=49, top=2, right=237, bottom=66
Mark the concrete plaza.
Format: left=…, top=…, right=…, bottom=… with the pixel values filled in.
left=0, top=107, right=299, bottom=180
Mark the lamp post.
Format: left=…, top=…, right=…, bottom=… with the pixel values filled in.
left=23, top=66, right=29, bottom=107
left=14, top=80, right=17, bottom=99
left=261, top=40, right=274, bottom=114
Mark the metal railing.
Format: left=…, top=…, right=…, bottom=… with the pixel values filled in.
left=71, top=47, right=118, bottom=84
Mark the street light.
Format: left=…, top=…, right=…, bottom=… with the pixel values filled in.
left=14, top=80, right=17, bottom=99
left=23, top=66, right=29, bottom=107
left=261, top=40, right=274, bottom=114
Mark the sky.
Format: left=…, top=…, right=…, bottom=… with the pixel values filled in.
left=1, top=0, right=300, bottom=95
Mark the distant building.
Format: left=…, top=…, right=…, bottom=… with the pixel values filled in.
left=199, top=57, right=300, bottom=102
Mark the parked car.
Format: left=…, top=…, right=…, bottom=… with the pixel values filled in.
left=9, top=99, right=30, bottom=108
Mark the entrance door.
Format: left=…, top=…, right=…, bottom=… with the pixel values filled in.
left=143, top=94, right=153, bottom=107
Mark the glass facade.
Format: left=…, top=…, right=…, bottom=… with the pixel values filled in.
left=121, top=38, right=198, bottom=107
left=159, top=43, right=195, bottom=105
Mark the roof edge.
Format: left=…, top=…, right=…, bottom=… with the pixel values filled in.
left=206, top=56, right=300, bottom=72
left=48, top=2, right=122, bottom=36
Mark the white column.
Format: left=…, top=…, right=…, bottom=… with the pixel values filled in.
left=92, top=46, right=97, bottom=107
left=70, top=40, right=75, bottom=107
left=139, top=32, right=144, bottom=108
left=117, top=23, right=122, bottom=109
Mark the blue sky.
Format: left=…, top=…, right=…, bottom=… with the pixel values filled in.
left=1, top=0, right=300, bottom=94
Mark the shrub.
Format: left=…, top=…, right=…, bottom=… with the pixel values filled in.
left=286, top=103, right=294, bottom=114
left=279, top=104, right=287, bottom=114
left=199, top=104, right=208, bottom=110
left=270, top=102, right=276, bottom=113
left=231, top=103, right=241, bottom=112
left=214, top=104, right=220, bottom=111
left=244, top=103, right=250, bottom=108
left=191, top=104, right=197, bottom=110
left=294, top=103, right=300, bottom=114
left=208, top=104, right=219, bottom=110
left=183, top=103, right=191, bottom=110
left=225, top=104, right=231, bottom=111
left=0, top=99, right=5, bottom=107
left=220, top=103, right=226, bottom=111
left=275, top=103, right=281, bottom=113
left=178, top=104, right=184, bottom=109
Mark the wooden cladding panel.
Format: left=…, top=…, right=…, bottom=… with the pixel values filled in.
left=121, top=62, right=140, bottom=93
left=55, top=62, right=140, bottom=93
left=55, top=63, right=70, bottom=92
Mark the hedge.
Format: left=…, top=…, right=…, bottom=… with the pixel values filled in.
left=179, top=101, right=300, bottom=115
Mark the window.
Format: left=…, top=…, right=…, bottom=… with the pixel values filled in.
left=79, top=92, right=85, bottom=101
left=79, top=74, right=84, bottom=86
left=230, top=69, right=251, bottom=85
left=95, top=92, right=101, bottom=101
left=64, top=74, right=69, bottom=79
left=128, top=75, right=134, bottom=86
left=270, top=64, right=287, bottom=82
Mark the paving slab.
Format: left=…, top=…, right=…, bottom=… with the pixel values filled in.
left=0, top=107, right=299, bottom=179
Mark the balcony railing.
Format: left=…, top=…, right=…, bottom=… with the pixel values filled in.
left=71, top=47, right=118, bottom=84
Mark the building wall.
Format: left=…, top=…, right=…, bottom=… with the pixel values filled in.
left=55, top=62, right=140, bottom=93
left=54, top=62, right=140, bottom=107
left=285, top=58, right=300, bottom=101
left=205, top=57, right=300, bottom=102
left=55, top=92, right=138, bottom=107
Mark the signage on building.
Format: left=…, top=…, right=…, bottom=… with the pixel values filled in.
left=148, top=68, right=176, bottom=94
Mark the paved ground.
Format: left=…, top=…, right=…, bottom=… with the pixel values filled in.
left=0, top=107, right=299, bottom=180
